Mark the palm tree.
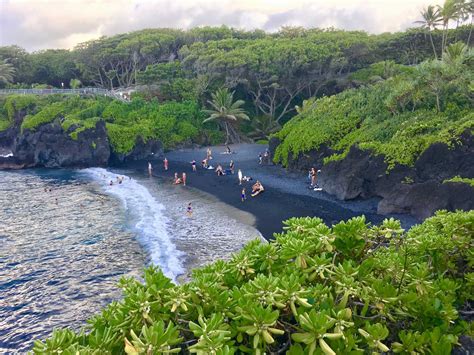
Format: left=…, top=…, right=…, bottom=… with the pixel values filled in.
left=0, top=60, right=15, bottom=84
left=438, top=0, right=458, bottom=52
left=442, top=41, right=471, bottom=64
left=415, top=5, right=442, bottom=59
left=203, top=88, right=250, bottom=144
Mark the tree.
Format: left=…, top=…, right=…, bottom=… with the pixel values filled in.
left=69, top=78, right=82, bottom=89
left=0, top=60, right=15, bottom=84
left=415, top=5, right=442, bottom=59
left=438, top=0, right=459, bottom=52
left=203, top=88, right=249, bottom=144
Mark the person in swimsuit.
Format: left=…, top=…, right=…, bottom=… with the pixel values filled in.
left=241, top=188, right=246, bottom=202
left=109, top=180, right=113, bottom=186
left=215, top=164, right=224, bottom=176
left=251, top=181, right=265, bottom=197
left=238, top=169, right=243, bottom=185
left=148, top=162, right=153, bottom=176
left=163, top=157, right=168, bottom=171
left=182, top=172, right=187, bottom=186
left=191, top=160, right=197, bottom=171
left=186, top=203, right=193, bottom=217
left=229, top=160, right=235, bottom=174
left=226, top=145, right=231, bottom=154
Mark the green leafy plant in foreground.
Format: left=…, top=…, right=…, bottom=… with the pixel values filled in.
left=33, top=210, right=473, bottom=354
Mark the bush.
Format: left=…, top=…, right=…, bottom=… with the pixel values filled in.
left=274, top=59, right=473, bottom=170
left=34, top=210, right=473, bottom=354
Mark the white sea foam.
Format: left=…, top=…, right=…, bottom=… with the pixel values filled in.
left=0, top=152, right=13, bottom=157
left=82, top=167, right=184, bottom=282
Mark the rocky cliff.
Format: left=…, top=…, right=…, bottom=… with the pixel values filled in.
left=0, top=112, right=163, bottom=169
left=269, top=131, right=474, bottom=219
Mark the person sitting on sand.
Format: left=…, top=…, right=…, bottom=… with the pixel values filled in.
left=251, top=180, right=265, bottom=197
left=173, top=172, right=182, bottom=184
left=215, top=164, right=224, bottom=176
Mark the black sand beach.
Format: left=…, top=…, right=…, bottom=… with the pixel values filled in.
left=124, top=144, right=419, bottom=239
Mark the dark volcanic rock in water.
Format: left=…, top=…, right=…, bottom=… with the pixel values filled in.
left=271, top=130, right=474, bottom=219
left=0, top=116, right=111, bottom=168
left=0, top=110, right=164, bottom=168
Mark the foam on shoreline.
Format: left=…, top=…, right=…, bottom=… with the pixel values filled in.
left=82, top=168, right=184, bottom=282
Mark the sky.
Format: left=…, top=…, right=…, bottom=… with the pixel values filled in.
left=0, top=0, right=438, bottom=52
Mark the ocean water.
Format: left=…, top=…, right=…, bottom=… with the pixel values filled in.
left=0, top=168, right=260, bottom=353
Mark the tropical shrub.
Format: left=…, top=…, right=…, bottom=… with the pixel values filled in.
left=274, top=51, right=473, bottom=169
left=34, top=210, right=473, bottom=354
left=2, top=94, right=216, bottom=153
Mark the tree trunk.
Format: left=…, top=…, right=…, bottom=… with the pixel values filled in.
left=429, top=32, right=438, bottom=60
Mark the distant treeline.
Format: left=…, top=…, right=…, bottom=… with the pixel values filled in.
left=0, top=26, right=472, bottom=124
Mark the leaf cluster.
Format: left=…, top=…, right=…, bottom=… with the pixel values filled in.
left=34, top=210, right=474, bottom=354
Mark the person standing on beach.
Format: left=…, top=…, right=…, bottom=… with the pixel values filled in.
left=186, top=202, right=193, bottom=217
left=207, top=147, right=212, bottom=161
left=148, top=162, right=153, bottom=176
left=163, top=157, right=168, bottom=171
left=310, top=167, right=317, bottom=188
left=191, top=160, right=197, bottom=172
left=174, top=172, right=178, bottom=183
left=238, top=169, right=243, bottom=185
left=182, top=172, right=187, bottom=186
left=241, top=188, right=246, bottom=202
left=258, top=153, right=263, bottom=165
left=229, top=160, right=235, bottom=174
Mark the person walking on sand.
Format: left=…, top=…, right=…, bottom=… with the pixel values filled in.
left=241, top=188, right=246, bottom=202
left=191, top=160, right=197, bottom=172
left=238, top=169, right=243, bottom=185
left=163, top=157, right=168, bottom=171
left=182, top=172, right=187, bottom=186
left=186, top=202, right=193, bottom=217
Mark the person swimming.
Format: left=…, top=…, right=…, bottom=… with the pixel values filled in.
left=109, top=180, right=113, bottom=186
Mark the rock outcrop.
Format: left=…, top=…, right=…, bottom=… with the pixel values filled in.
left=0, top=112, right=164, bottom=169
left=270, top=131, right=474, bottom=219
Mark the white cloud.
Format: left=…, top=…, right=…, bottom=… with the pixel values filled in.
left=0, top=0, right=436, bottom=51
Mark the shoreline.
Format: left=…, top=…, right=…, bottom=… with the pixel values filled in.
left=121, top=144, right=420, bottom=239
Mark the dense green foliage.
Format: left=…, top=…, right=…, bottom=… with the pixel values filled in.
left=33, top=210, right=473, bottom=354
left=444, top=176, right=474, bottom=187
left=274, top=46, right=473, bottom=169
left=1, top=26, right=471, bottom=127
left=1, top=94, right=219, bottom=153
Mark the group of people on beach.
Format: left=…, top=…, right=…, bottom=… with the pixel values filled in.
left=146, top=145, right=267, bottom=216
